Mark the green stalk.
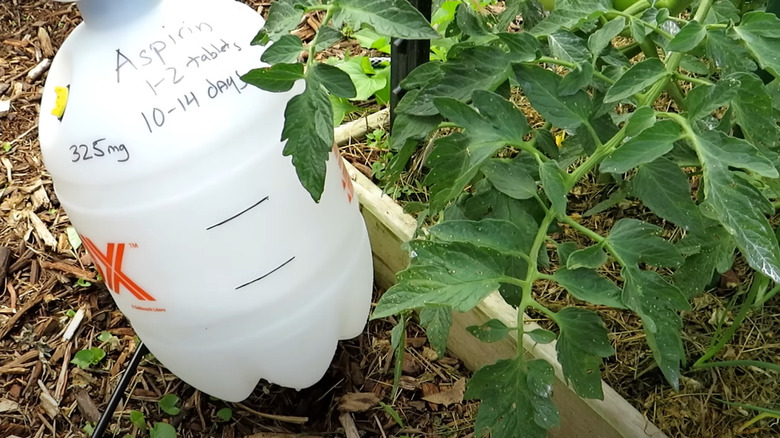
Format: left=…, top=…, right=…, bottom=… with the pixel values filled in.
left=516, top=210, right=558, bottom=360
left=559, top=214, right=605, bottom=243
left=642, top=0, right=715, bottom=107
left=673, top=72, right=713, bottom=86
left=693, top=274, right=768, bottom=368
left=306, top=5, right=335, bottom=68
left=529, top=300, right=560, bottom=324
left=537, top=57, right=617, bottom=85
left=568, top=125, right=627, bottom=186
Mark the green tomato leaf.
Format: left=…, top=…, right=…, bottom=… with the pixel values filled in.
left=241, top=63, right=304, bottom=92
left=553, top=267, right=626, bottom=308
left=674, top=225, right=736, bottom=297
left=497, top=32, right=543, bottom=62
left=600, top=120, right=682, bottom=174
left=624, top=107, right=656, bottom=137
left=528, top=328, right=557, bottom=344
left=588, top=17, right=625, bottom=57
left=372, top=241, right=511, bottom=318
left=281, top=78, right=333, bottom=202
left=734, top=18, right=780, bottom=77
left=528, top=0, right=612, bottom=37
left=729, top=72, right=780, bottom=152
left=158, top=394, right=181, bottom=416
left=513, top=64, right=592, bottom=130
left=481, top=157, right=539, bottom=200
left=704, top=0, right=740, bottom=24
left=583, top=187, right=627, bottom=217
left=605, top=58, right=669, bottom=103
left=566, top=244, right=608, bottom=269
left=397, top=46, right=511, bottom=116
left=556, top=242, right=578, bottom=266
left=467, top=319, right=512, bottom=343
left=548, top=30, right=590, bottom=63
left=310, top=63, right=357, bottom=98
left=429, top=219, right=535, bottom=257
left=260, top=34, right=303, bottom=65
left=607, top=218, right=683, bottom=268
left=556, top=307, right=614, bottom=399
left=558, top=62, right=594, bottom=96
left=539, top=160, right=569, bottom=217
left=434, top=92, right=528, bottom=145
left=685, top=78, right=739, bottom=120
left=679, top=55, right=710, bottom=75
left=622, top=267, right=689, bottom=390
left=735, top=11, right=780, bottom=38
left=419, top=307, right=453, bottom=356
left=149, top=422, right=177, bottom=438
left=456, top=2, right=493, bottom=37
left=424, top=133, right=505, bottom=211
left=465, top=357, right=559, bottom=438
left=399, top=61, right=442, bottom=89
left=632, top=158, right=705, bottom=232
left=692, top=130, right=780, bottom=283
left=696, top=129, right=777, bottom=178
left=668, top=20, right=706, bottom=53
left=314, top=25, right=344, bottom=52
left=386, top=112, right=442, bottom=182
left=705, top=29, right=757, bottom=75
left=253, top=0, right=304, bottom=44
left=333, top=0, right=440, bottom=39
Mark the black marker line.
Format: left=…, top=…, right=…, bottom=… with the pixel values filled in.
left=206, top=196, right=269, bottom=230
left=235, top=256, right=296, bottom=290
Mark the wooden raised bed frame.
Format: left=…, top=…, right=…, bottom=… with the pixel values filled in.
left=335, top=112, right=668, bottom=438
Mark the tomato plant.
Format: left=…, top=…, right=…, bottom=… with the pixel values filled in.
left=241, top=0, right=437, bottom=202
left=251, top=0, right=780, bottom=436
left=371, top=0, right=780, bottom=437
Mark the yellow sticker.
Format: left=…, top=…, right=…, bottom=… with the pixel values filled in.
left=51, top=86, right=69, bottom=118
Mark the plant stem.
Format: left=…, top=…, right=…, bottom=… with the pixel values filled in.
left=536, top=272, right=555, bottom=281
left=568, top=125, right=627, bottom=185
left=559, top=215, right=605, bottom=243
left=529, top=300, right=560, bottom=323
left=619, top=0, right=652, bottom=16
left=306, top=5, right=335, bottom=68
left=616, top=14, right=676, bottom=41
left=693, top=274, right=767, bottom=368
left=537, top=57, right=616, bottom=85
left=516, top=210, right=557, bottom=356
left=673, top=72, right=713, bottom=86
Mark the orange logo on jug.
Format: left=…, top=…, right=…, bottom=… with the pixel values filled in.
left=81, top=236, right=156, bottom=302
left=333, top=145, right=354, bottom=203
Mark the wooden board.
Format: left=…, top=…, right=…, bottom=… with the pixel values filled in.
left=345, top=161, right=668, bottom=438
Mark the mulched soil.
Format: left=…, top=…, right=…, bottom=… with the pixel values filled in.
left=0, top=1, right=778, bottom=438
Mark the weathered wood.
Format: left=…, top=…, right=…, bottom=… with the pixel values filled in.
left=334, top=108, right=390, bottom=146
left=346, top=161, right=668, bottom=438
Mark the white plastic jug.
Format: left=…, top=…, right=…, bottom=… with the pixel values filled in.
left=38, top=0, right=373, bottom=401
